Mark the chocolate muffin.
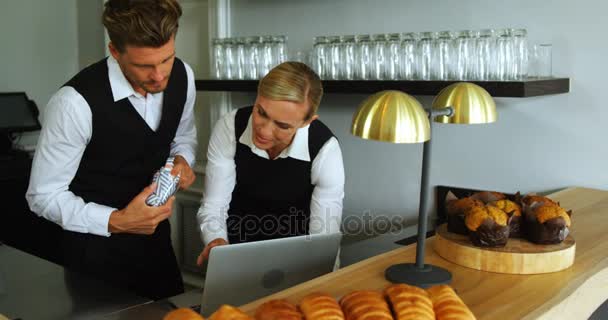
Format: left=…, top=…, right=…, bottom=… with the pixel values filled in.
left=471, top=191, right=507, bottom=204
left=465, top=205, right=511, bottom=247
left=524, top=203, right=572, bottom=244
left=489, top=199, right=523, bottom=238
left=520, top=194, right=558, bottom=208
left=446, top=197, right=484, bottom=235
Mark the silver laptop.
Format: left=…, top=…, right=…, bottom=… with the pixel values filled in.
left=200, top=233, right=342, bottom=316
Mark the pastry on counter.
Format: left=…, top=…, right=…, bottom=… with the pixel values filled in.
left=489, top=199, right=523, bottom=238
left=209, top=305, right=253, bottom=320
left=163, top=308, right=205, bottom=320
left=339, top=290, right=393, bottom=320
left=524, top=203, right=572, bottom=244
left=470, top=191, right=506, bottom=204
left=300, top=292, right=344, bottom=320
left=520, top=194, right=558, bottom=209
left=446, top=197, right=484, bottom=235
left=427, top=285, right=476, bottom=320
left=254, top=299, right=302, bottom=320
left=384, top=284, right=434, bottom=320
left=465, top=205, right=512, bottom=247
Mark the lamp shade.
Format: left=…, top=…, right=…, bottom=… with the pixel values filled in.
left=432, top=82, right=497, bottom=124
left=351, top=90, right=430, bottom=143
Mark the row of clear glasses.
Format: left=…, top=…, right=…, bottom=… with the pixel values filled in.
left=211, top=35, right=288, bottom=80
left=311, top=29, right=529, bottom=81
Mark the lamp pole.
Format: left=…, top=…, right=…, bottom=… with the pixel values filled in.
left=415, top=107, right=452, bottom=267
left=385, top=107, right=453, bottom=287
left=415, top=125, right=433, bottom=268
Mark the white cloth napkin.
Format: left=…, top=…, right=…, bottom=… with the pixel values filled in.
left=145, top=157, right=180, bottom=206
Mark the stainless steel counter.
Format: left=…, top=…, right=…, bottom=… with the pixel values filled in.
left=98, top=286, right=207, bottom=319
left=0, top=243, right=151, bottom=319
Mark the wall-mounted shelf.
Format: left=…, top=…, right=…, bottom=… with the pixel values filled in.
left=195, top=78, right=569, bottom=97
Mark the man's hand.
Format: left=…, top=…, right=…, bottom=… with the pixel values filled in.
left=197, top=238, right=228, bottom=266
left=172, top=155, right=195, bottom=190
left=108, top=183, right=175, bottom=235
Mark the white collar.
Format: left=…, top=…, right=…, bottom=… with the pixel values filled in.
left=238, top=114, right=311, bottom=161
left=107, top=56, right=148, bottom=101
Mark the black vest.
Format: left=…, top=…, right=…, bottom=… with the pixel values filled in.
left=65, top=57, right=187, bottom=209
left=227, top=106, right=335, bottom=244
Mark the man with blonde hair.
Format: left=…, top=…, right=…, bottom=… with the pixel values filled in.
left=196, top=62, right=345, bottom=265
left=26, top=0, right=197, bottom=299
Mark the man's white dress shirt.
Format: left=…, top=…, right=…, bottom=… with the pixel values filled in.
left=26, top=56, right=197, bottom=237
left=197, top=109, right=345, bottom=245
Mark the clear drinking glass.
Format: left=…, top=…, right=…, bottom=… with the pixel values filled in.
left=257, top=36, right=273, bottom=78
left=511, top=29, right=528, bottom=80
left=475, top=29, right=494, bottom=80
left=272, top=35, right=288, bottom=67
left=312, top=36, right=329, bottom=79
left=244, top=36, right=260, bottom=79
left=341, top=35, right=356, bottom=80
left=496, top=29, right=514, bottom=81
left=211, top=38, right=225, bottom=79
left=531, top=43, right=552, bottom=78
left=417, top=32, right=434, bottom=80
left=454, top=30, right=474, bottom=80
left=327, top=35, right=341, bottom=80
left=468, top=30, right=481, bottom=80
left=223, top=38, right=235, bottom=79
left=234, top=37, right=246, bottom=80
left=355, top=34, right=372, bottom=80
left=400, top=32, right=417, bottom=80
left=385, top=33, right=401, bottom=80
left=371, top=33, right=387, bottom=80
left=433, top=31, right=452, bottom=80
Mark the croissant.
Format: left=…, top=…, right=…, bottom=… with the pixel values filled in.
left=163, top=308, right=205, bottom=320
left=300, top=292, right=345, bottom=320
left=384, top=284, right=434, bottom=320
left=427, top=285, right=476, bottom=320
left=254, top=299, right=303, bottom=320
left=339, top=290, right=393, bottom=320
left=209, top=305, right=253, bottom=320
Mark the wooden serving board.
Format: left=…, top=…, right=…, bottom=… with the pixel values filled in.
left=433, top=223, right=575, bottom=274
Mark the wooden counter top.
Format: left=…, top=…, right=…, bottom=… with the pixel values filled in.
left=240, top=187, right=608, bottom=319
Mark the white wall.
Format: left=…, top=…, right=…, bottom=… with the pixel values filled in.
left=229, top=0, right=608, bottom=232
left=0, top=0, right=78, bottom=114
left=76, top=1, right=105, bottom=69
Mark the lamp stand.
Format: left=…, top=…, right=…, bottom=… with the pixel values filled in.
left=385, top=112, right=452, bottom=287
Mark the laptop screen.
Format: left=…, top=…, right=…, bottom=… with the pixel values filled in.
left=200, top=233, right=342, bottom=316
